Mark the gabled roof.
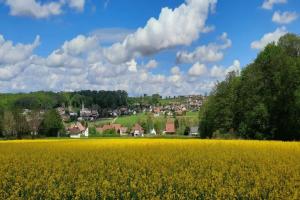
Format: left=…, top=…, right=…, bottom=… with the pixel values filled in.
left=132, top=123, right=143, bottom=132
left=99, top=124, right=122, bottom=132
left=68, top=122, right=86, bottom=132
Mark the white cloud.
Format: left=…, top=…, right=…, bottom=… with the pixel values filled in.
left=0, top=33, right=218, bottom=95
left=272, top=11, right=298, bottom=24
left=4, top=0, right=85, bottom=19
left=210, top=60, right=241, bottom=78
left=104, top=0, right=217, bottom=64
left=65, top=0, right=85, bottom=11
left=176, top=32, right=231, bottom=64
left=91, top=28, right=134, bottom=44
left=262, top=0, right=287, bottom=10
left=0, top=0, right=224, bottom=96
left=188, top=62, right=207, bottom=76
left=171, top=66, right=181, bottom=75
left=126, top=59, right=137, bottom=72
left=251, top=27, right=287, bottom=50
left=145, top=59, right=158, bottom=69
left=46, top=34, right=100, bottom=68
left=0, top=35, right=40, bottom=64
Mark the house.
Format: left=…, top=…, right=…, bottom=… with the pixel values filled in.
left=164, top=121, right=176, bottom=134
left=96, top=124, right=128, bottom=136
left=97, top=124, right=116, bottom=133
left=190, top=126, right=199, bottom=136
left=132, top=123, right=144, bottom=137
left=68, top=122, right=89, bottom=138
left=120, top=127, right=128, bottom=136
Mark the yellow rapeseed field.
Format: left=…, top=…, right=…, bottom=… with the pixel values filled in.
left=0, top=139, right=299, bottom=199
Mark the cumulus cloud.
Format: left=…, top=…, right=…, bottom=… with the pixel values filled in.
left=251, top=27, right=287, bottom=50
left=0, top=35, right=40, bottom=64
left=65, top=0, right=85, bottom=11
left=91, top=28, right=134, bottom=44
left=126, top=59, right=137, bottom=72
left=176, top=32, right=231, bottom=64
left=0, top=0, right=225, bottom=96
left=171, top=66, right=181, bottom=75
left=272, top=11, right=298, bottom=24
left=104, top=0, right=217, bottom=64
left=145, top=59, right=158, bottom=69
left=210, top=60, right=241, bottom=78
left=188, top=62, right=207, bottom=76
left=262, top=0, right=287, bottom=10
left=4, top=0, right=85, bottom=18
left=0, top=33, right=220, bottom=96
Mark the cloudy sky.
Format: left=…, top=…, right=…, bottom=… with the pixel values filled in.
left=0, top=0, right=299, bottom=96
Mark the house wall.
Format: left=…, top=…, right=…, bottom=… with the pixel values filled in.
left=70, top=134, right=81, bottom=138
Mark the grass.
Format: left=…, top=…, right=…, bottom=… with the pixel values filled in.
left=114, top=113, right=145, bottom=127
left=0, top=139, right=299, bottom=199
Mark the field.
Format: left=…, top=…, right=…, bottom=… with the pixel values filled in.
left=114, top=113, right=148, bottom=127
left=114, top=111, right=199, bottom=129
left=0, top=139, right=299, bottom=199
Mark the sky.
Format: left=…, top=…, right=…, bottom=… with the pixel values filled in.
left=0, top=0, right=299, bottom=96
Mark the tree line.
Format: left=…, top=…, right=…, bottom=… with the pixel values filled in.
left=0, top=109, right=64, bottom=139
left=0, top=90, right=128, bottom=110
left=199, top=34, right=300, bottom=140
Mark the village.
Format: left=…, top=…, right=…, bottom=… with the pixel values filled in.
left=63, top=95, right=206, bottom=138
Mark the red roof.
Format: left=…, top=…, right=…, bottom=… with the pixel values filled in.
left=98, top=124, right=122, bottom=132
left=132, top=123, right=144, bottom=132
left=68, top=122, right=86, bottom=134
left=165, top=121, right=175, bottom=134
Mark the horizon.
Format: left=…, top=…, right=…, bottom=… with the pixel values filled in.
left=0, top=0, right=299, bottom=96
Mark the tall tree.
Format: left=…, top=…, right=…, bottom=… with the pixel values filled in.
left=39, top=109, right=64, bottom=137
left=2, top=110, right=16, bottom=138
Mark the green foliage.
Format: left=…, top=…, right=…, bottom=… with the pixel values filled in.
left=39, top=109, right=64, bottom=137
left=2, top=110, right=16, bottom=138
left=184, top=126, right=190, bottom=136
left=12, top=109, right=30, bottom=139
left=0, top=90, right=128, bottom=111
left=200, top=33, right=300, bottom=140
left=102, top=129, right=118, bottom=136
left=89, top=127, right=98, bottom=136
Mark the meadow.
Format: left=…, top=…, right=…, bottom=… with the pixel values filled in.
left=0, top=139, right=299, bottom=199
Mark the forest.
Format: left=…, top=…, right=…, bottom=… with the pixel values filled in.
left=199, top=34, right=300, bottom=141
left=0, top=90, right=128, bottom=110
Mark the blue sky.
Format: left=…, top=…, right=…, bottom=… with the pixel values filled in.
left=0, top=0, right=299, bottom=96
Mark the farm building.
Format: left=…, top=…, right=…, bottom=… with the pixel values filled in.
left=96, top=124, right=128, bottom=135
left=190, top=127, right=199, bottom=136
left=132, top=123, right=144, bottom=137
left=68, top=122, right=89, bottom=138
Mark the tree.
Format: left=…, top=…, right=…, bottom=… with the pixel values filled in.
left=13, top=109, right=30, bottom=139
left=184, top=126, right=190, bottom=136
left=174, top=118, right=179, bottom=129
left=27, top=110, right=42, bottom=138
left=39, top=109, right=64, bottom=137
left=199, top=33, right=300, bottom=140
left=2, top=110, right=16, bottom=138
left=0, top=108, right=3, bottom=137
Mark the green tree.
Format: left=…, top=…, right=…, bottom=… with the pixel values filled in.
left=184, top=126, right=190, bottom=136
left=2, top=110, right=16, bottom=138
left=13, top=109, right=30, bottom=139
left=39, top=109, right=64, bottom=137
left=200, top=33, right=300, bottom=140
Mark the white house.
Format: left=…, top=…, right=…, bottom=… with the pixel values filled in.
left=132, top=123, right=144, bottom=137
left=190, top=127, right=199, bottom=136
left=68, top=122, right=89, bottom=138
